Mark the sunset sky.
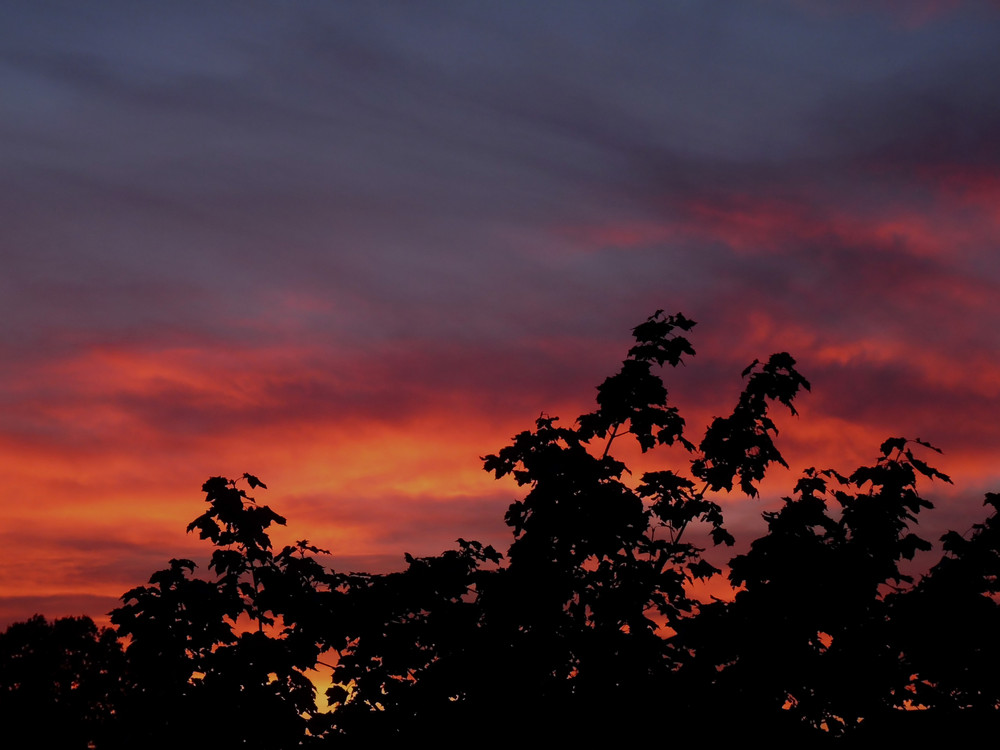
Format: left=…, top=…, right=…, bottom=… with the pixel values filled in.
left=2, top=0, right=999, bottom=628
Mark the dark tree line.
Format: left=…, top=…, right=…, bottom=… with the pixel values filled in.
left=2, top=311, right=999, bottom=747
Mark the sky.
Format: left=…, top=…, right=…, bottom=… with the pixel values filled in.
left=1, top=0, right=999, bottom=628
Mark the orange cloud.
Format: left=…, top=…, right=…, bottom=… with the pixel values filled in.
left=3, top=237, right=999, bottom=630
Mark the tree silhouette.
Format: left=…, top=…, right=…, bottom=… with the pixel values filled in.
left=872, top=491, right=1000, bottom=740
left=0, top=615, right=124, bottom=748
left=326, top=310, right=813, bottom=740
left=678, top=439, right=953, bottom=740
left=3, top=310, right=999, bottom=746
left=109, top=475, right=342, bottom=748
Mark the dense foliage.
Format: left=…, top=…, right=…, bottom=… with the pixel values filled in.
left=2, top=311, right=999, bottom=747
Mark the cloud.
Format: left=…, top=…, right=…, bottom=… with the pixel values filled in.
left=1, top=0, right=999, bottom=627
